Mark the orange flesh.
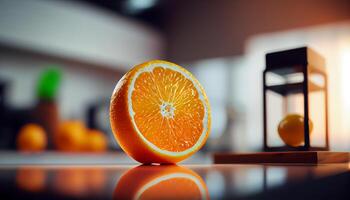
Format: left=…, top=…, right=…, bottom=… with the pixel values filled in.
left=131, top=67, right=204, bottom=152
left=139, top=178, right=202, bottom=200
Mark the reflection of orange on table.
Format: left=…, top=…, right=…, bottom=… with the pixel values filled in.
left=53, top=168, right=107, bottom=197
left=84, top=168, right=107, bottom=193
left=53, top=169, right=87, bottom=197
left=114, top=165, right=209, bottom=200
left=16, top=168, right=47, bottom=192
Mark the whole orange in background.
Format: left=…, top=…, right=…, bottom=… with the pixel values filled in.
left=16, top=123, right=47, bottom=152
left=84, top=129, right=108, bottom=152
left=114, top=165, right=209, bottom=200
left=278, top=114, right=313, bottom=147
left=54, top=121, right=86, bottom=151
left=110, top=60, right=211, bottom=164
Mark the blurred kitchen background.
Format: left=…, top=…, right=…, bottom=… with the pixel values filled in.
left=0, top=0, right=350, bottom=154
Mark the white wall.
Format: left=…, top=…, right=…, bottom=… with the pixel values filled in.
left=190, top=59, right=231, bottom=140
left=0, top=0, right=164, bottom=70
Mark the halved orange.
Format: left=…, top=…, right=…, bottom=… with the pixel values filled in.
left=110, top=60, right=211, bottom=163
left=113, top=165, right=209, bottom=200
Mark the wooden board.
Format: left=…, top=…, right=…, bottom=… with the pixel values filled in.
left=214, top=151, right=350, bottom=164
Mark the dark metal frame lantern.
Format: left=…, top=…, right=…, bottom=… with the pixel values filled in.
left=263, top=47, right=329, bottom=151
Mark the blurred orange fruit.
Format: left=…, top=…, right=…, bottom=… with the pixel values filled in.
left=16, top=124, right=47, bottom=152
left=84, top=130, right=108, bottom=152
left=16, top=167, right=47, bottom=192
left=278, top=114, right=313, bottom=147
left=114, top=165, right=209, bottom=200
left=54, top=121, right=86, bottom=151
left=110, top=60, right=211, bottom=164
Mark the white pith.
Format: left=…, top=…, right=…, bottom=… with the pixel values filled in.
left=133, top=173, right=208, bottom=200
left=127, top=62, right=209, bottom=157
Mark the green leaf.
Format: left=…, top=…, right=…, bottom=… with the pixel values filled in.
left=36, top=67, right=62, bottom=100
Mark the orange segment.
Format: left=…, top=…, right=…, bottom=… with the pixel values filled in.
left=132, top=67, right=204, bottom=152
left=110, top=60, right=211, bottom=163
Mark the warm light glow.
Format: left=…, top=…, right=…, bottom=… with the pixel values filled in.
left=340, top=43, right=350, bottom=109
left=338, top=38, right=350, bottom=150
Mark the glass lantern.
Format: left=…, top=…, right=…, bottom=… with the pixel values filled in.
left=263, top=47, right=329, bottom=151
